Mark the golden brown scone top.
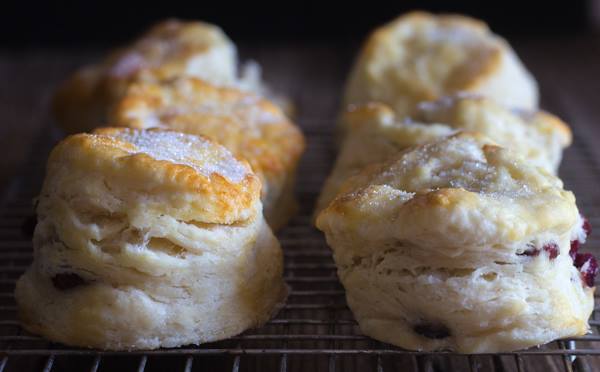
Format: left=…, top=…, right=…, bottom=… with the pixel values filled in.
left=337, top=94, right=571, bottom=174
left=416, top=93, right=572, bottom=146
left=415, top=93, right=572, bottom=172
left=343, top=11, right=538, bottom=117
left=52, top=19, right=237, bottom=134
left=342, top=102, right=456, bottom=146
left=47, top=127, right=260, bottom=225
left=109, top=77, right=306, bottom=182
left=99, top=19, right=235, bottom=82
left=318, top=133, right=577, bottom=247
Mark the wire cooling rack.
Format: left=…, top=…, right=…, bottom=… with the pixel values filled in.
left=0, top=119, right=599, bottom=372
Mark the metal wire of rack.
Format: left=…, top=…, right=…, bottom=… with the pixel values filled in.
left=0, top=117, right=599, bottom=372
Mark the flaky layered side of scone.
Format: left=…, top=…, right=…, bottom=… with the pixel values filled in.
left=316, top=134, right=595, bottom=353
left=53, top=19, right=291, bottom=134
left=15, top=128, right=287, bottom=350
left=343, top=11, right=538, bottom=121
left=317, top=98, right=572, bottom=215
left=109, top=77, right=305, bottom=230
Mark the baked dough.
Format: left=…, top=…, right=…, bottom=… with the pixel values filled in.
left=317, top=98, right=571, bottom=214
left=316, top=133, right=595, bottom=353
left=343, top=11, right=538, bottom=120
left=415, top=93, right=572, bottom=173
left=52, top=19, right=291, bottom=134
left=15, top=128, right=287, bottom=350
left=109, top=77, right=305, bottom=230
left=317, top=103, right=452, bottom=214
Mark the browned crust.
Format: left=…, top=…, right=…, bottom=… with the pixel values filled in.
left=51, top=19, right=233, bottom=134
left=49, top=129, right=261, bottom=224
left=355, top=11, right=504, bottom=100
left=109, top=77, right=306, bottom=180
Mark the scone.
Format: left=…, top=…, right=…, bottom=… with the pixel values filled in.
left=343, top=11, right=538, bottom=121
left=316, top=134, right=595, bottom=353
left=53, top=19, right=291, bottom=134
left=316, top=103, right=453, bottom=214
left=109, top=77, right=305, bottom=230
left=15, top=128, right=287, bottom=350
left=317, top=98, right=571, bottom=214
left=415, top=93, right=572, bottom=173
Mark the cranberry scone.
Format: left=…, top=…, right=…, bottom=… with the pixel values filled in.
left=53, top=19, right=291, bottom=134
left=316, top=134, right=595, bottom=353
left=15, top=128, right=287, bottom=350
left=343, top=11, right=538, bottom=123
left=109, top=77, right=305, bottom=230
left=317, top=98, right=572, bottom=215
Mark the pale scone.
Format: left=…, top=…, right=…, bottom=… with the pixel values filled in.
left=109, top=77, right=305, bottom=230
left=53, top=19, right=291, bottom=134
left=415, top=93, right=572, bottom=172
left=316, top=134, right=595, bottom=353
left=15, top=128, right=287, bottom=350
left=343, top=11, right=538, bottom=121
left=317, top=99, right=571, bottom=214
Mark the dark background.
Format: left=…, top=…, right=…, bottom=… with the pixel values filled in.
left=1, top=0, right=594, bottom=48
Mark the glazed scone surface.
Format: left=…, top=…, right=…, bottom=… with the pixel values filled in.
left=52, top=19, right=290, bottom=134
left=343, top=11, right=538, bottom=119
left=101, top=19, right=239, bottom=85
left=316, top=103, right=454, bottom=214
left=52, top=19, right=236, bottom=134
left=15, top=128, right=287, bottom=350
left=317, top=97, right=572, bottom=214
left=416, top=93, right=572, bottom=173
left=316, top=134, right=594, bottom=353
left=110, top=77, right=305, bottom=229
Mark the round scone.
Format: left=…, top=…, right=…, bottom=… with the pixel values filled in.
left=343, top=11, right=538, bottom=121
left=53, top=19, right=291, bottom=134
left=109, top=77, right=305, bottom=230
left=316, top=134, right=596, bottom=353
left=15, top=128, right=287, bottom=350
left=317, top=98, right=571, bottom=215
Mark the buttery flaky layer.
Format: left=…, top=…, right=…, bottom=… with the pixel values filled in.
left=317, top=98, right=571, bottom=215
left=333, top=240, right=591, bottom=353
left=110, top=77, right=305, bottom=229
left=16, top=209, right=286, bottom=350
left=15, top=128, right=287, bottom=350
left=52, top=19, right=291, bottom=134
left=316, top=134, right=594, bottom=353
left=343, top=11, right=538, bottom=119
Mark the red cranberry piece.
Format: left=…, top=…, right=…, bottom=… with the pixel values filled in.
left=51, top=273, right=87, bottom=291
left=543, top=243, right=559, bottom=259
left=574, top=253, right=598, bottom=287
left=582, top=217, right=592, bottom=237
left=573, top=253, right=588, bottom=269
left=570, top=240, right=580, bottom=260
